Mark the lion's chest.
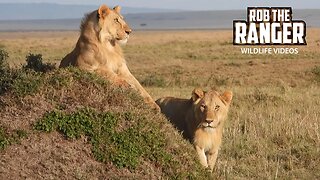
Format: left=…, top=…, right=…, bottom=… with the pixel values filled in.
left=107, top=58, right=124, bottom=74
left=98, top=50, right=125, bottom=74
left=193, top=128, right=222, bottom=152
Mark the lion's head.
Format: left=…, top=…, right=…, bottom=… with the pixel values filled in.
left=191, top=88, right=233, bottom=131
left=81, top=4, right=132, bottom=45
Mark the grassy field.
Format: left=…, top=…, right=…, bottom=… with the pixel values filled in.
left=0, top=29, right=320, bottom=179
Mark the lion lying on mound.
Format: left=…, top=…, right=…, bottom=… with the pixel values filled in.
left=156, top=88, right=232, bottom=171
left=59, top=4, right=159, bottom=110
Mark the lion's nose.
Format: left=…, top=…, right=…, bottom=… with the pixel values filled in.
left=125, top=29, right=132, bottom=35
left=205, top=119, right=213, bottom=124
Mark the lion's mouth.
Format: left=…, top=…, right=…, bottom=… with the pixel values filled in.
left=202, top=121, right=220, bottom=129
left=204, top=125, right=214, bottom=129
left=116, top=36, right=129, bottom=45
left=116, top=34, right=129, bottom=40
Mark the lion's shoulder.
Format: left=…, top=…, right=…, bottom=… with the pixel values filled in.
left=156, top=97, right=193, bottom=139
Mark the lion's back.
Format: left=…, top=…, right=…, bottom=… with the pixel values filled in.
left=156, top=97, right=192, bottom=139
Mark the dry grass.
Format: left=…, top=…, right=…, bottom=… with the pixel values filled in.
left=0, top=28, right=320, bottom=179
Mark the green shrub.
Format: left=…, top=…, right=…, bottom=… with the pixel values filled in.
left=0, top=127, right=10, bottom=150
left=24, top=53, right=55, bottom=72
left=11, top=70, right=43, bottom=97
left=34, top=109, right=172, bottom=170
left=0, top=68, right=43, bottom=97
left=0, top=53, right=49, bottom=96
left=33, top=108, right=206, bottom=178
left=0, top=70, right=11, bottom=95
left=0, top=126, right=27, bottom=150
left=0, top=48, right=9, bottom=70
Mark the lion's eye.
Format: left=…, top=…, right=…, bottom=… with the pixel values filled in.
left=200, top=104, right=206, bottom=111
left=114, top=18, right=119, bottom=23
left=215, top=105, right=220, bottom=111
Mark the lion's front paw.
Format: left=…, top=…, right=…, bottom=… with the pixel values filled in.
left=151, top=102, right=161, bottom=113
left=146, top=100, right=161, bottom=113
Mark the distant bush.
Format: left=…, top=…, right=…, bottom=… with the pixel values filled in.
left=245, top=89, right=284, bottom=106
left=24, top=53, right=55, bottom=72
left=0, top=52, right=48, bottom=96
left=312, top=66, right=320, bottom=81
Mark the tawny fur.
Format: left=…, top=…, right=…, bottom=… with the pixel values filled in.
left=59, top=4, right=159, bottom=110
left=156, top=88, right=232, bottom=171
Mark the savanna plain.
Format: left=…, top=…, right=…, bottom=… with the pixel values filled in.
left=0, top=29, right=320, bottom=179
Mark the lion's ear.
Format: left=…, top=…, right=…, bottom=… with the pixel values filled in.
left=192, top=88, right=204, bottom=102
left=220, top=91, right=233, bottom=105
left=113, top=5, right=121, bottom=14
left=98, top=4, right=111, bottom=19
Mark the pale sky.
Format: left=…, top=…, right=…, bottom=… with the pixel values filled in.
left=0, top=0, right=319, bottom=10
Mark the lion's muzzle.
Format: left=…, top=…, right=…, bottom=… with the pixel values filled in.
left=202, top=119, right=220, bottom=129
